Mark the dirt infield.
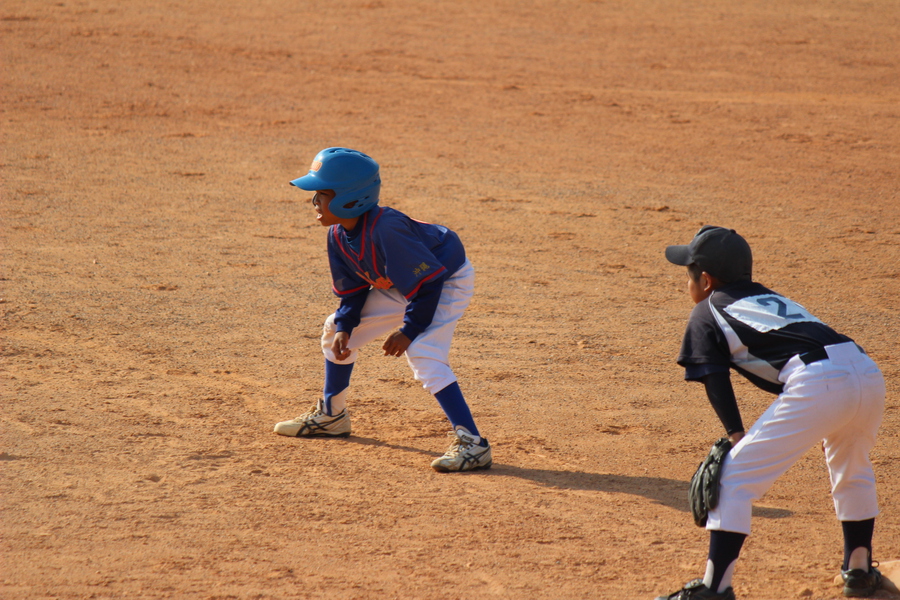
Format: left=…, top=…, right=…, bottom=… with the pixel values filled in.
left=3, top=1, right=899, bottom=599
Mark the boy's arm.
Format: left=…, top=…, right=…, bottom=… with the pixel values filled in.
left=333, top=288, right=370, bottom=335
left=399, top=272, right=448, bottom=341
left=699, top=370, right=745, bottom=438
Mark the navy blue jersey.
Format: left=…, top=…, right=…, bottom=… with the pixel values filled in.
left=327, top=206, right=466, bottom=299
left=678, top=281, right=853, bottom=394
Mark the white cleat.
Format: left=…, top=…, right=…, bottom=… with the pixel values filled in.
left=431, top=428, right=492, bottom=472
left=273, top=401, right=351, bottom=437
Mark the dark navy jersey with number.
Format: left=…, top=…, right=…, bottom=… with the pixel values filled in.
left=327, top=206, right=466, bottom=299
left=678, top=281, right=853, bottom=394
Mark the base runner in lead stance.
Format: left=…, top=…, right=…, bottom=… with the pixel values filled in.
left=656, top=226, right=886, bottom=600
left=273, top=148, right=491, bottom=472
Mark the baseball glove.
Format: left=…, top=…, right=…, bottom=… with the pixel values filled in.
left=689, top=437, right=733, bottom=527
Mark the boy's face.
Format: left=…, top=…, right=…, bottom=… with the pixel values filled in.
left=312, top=190, right=338, bottom=226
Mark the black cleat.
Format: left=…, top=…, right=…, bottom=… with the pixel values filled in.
left=654, top=579, right=736, bottom=600
left=842, top=566, right=882, bottom=598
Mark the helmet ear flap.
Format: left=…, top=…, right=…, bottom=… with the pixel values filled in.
left=328, top=177, right=380, bottom=218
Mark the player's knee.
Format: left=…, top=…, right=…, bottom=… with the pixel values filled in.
left=407, top=358, right=454, bottom=393
left=321, top=314, right=338, bottom=350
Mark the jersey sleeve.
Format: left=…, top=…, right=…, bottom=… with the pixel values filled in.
left=677, top=299, right=732, bottom=379
left=333, top=288, right=370, bottom=334
left=702, top=371, right=744, bottom=435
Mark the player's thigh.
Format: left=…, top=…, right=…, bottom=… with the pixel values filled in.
left=438, top=261, right=474, bottom=316
left=723, top=386, right=846, bottom=491
left=407, top=265, right=474, bottom=362
left=823, top=359, right=885, bottom=471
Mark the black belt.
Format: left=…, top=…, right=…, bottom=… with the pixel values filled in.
left=798, top=344, right=865, bottom=366
left=798, top=347, right=829, bottom=365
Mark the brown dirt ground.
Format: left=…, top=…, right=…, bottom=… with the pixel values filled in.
left=2, top=1, right=899, bottom=599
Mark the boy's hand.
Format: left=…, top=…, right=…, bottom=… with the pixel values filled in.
left=332, top=332, right=352, bottom=361
left=382, top=330, right=411, bottom=357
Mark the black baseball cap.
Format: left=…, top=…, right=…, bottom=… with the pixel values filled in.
left=665, top=225, right=753, bottom=283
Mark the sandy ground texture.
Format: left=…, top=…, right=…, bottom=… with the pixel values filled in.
left=3, top=1, right=900, bottom=599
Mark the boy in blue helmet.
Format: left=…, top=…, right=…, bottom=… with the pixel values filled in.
left=654, top=226, right=885, bottom=600
left=273, top=148, right=492, bottom=472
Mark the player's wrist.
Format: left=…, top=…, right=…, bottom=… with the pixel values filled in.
left=398, top=324, right=421, bottom=341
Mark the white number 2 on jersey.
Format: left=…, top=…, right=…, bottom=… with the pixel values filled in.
left=723, top=294, right=823, bottom=333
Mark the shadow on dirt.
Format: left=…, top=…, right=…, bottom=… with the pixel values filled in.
left=345, top=437, right=792, bottom=520
left=491, top=464, right=793, bottom=520
left=346, top=435, right=440, bottom=454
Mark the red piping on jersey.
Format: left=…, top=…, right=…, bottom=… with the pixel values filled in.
left=331, top=212, right=372, bottom=278
left=332, top=225, right=360, bottom=266
left=364, top=208, right=384, bottom=280
left=331, top=209, right=386, bottom=293
left=404, top=265, right=447, bottom=299
left=333, top=282, right=370, bottom=296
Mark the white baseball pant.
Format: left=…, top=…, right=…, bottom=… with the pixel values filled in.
left=321, top=260, right=474, bottom=394
left=707, top=341, right=885, bottom=535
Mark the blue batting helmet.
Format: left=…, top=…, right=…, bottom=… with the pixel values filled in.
left=290, top=147, right=381, bottom=218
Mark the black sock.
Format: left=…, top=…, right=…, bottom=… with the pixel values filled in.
left=841, top=519, right=875, bottom=571
left=708, top=530, right=747, bottom=592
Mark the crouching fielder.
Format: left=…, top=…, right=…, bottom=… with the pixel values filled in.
left=656, top=226, right=885, bottom=600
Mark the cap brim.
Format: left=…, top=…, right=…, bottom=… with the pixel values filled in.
left=289, top=173, right=319, bottom=190
left=665, top=244, right=692, bottom=266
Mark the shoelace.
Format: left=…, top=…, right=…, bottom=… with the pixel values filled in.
left=442, top=433, right=475, bottom=457
left=295, top=404, right=322, bottom=421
